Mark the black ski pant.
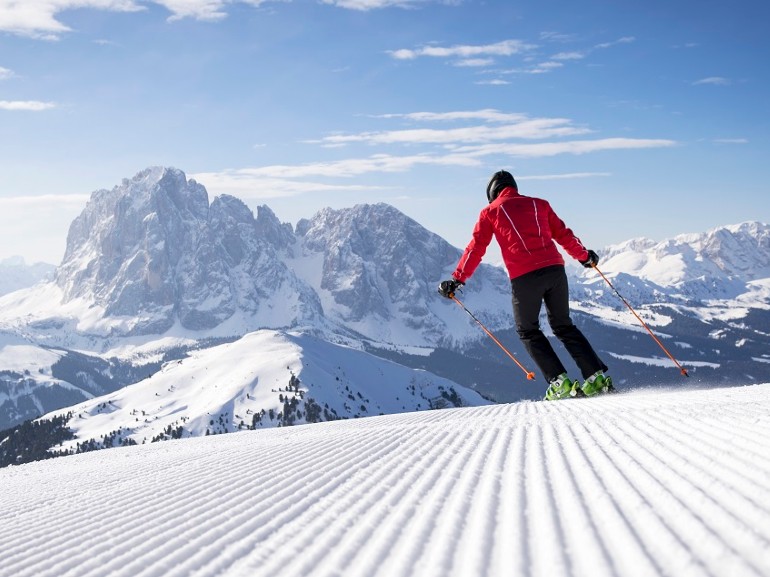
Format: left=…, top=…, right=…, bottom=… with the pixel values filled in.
left=511, top=265, right=608, bottom=384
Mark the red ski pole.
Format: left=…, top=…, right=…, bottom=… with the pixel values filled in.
left=451, top=294, right=536, bottom=380
left=592, top=264, right=689, bottom=377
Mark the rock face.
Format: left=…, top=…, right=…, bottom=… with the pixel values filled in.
left=295, top=203, right=499, bottom=331
left=54, top=167, right=322, bottom=334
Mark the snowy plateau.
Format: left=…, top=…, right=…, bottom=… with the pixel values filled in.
left=2, top=384, right=770, bottom=577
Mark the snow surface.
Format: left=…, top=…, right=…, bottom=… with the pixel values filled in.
left=3, top=383, right=770, bottom=577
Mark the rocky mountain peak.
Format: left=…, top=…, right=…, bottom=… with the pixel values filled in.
left=51, top=167, right=319, bottom=335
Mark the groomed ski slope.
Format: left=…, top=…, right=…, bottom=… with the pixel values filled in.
left=2, top=384, right=770, bottom=577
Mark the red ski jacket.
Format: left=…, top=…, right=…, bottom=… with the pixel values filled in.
left=452, top=186, right=590, bottom=282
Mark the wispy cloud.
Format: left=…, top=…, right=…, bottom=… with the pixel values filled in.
left=539, top=31, right=578, bottom=43
left=594, top=36, right=635, bottom=49
left=693, top=76, right=731, bottom=86
left=454, top=58, right=494, bottom=67
left=0, top=66, right=15, bottom=80
left=551, top=51, right=585, bottom=61
left=312, top=115, right=591, bottom=147
left=475, top=79, right=510, bottom=86
left=713, top=138, right=748, bottom=144
left=195, top=110, right=675, bottom=198
left=453, top=137, right=676, bottom=158
left=374, top=110, right=527, bottom=123
left=0, top=100, right=57, bottom=111
left=192, top=152, right=480, bottom=198
left=321, top=0, right=435, bottom=11
left=519, top=172, right=612, bottom=181
left=388, top=39, right=535, bottom=62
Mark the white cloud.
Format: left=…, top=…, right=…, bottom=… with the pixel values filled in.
left=374, top=109, right=527, bottom=123
left=454, top=137, right=676, bottom=158
left=155, top=0, right=230, bottom=22
left=192, top=152, right=481, bottom=198
left=0, top=0, right=275, bottom=38
left=530, top=61, right=563, bottom=73
left=551, top=51, right=585, bottom=61
left=594, top=36, right=635, bottom=49
left=320, top=0, right=435, bottom=9
left=713, top=138, right=748, bottom=144
left=0, top=66, right=15, bottom=80
left=0, top=0, right=144, bottom=39
left=388, top=39, right=534, bottom=61
left=193, top=121, right=674, bottom=198
left=213, top=111, right=675, bottom=194
left=454, top=58, right=494, bottom=67
left=694, top=77, right=731, bottom=86
left=475, top=79, right=510, bottom=86
left=519, top=172, right=611, bottom=181
left=0, top=100, right=57, bottom=111
left=314, top=116, right=591, bottom=147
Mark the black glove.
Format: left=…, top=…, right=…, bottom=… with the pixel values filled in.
left=438, top=279, right=464, bottom=299
left=580, top=249, right=599, bottom=268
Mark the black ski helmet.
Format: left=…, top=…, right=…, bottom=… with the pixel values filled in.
left=486, top=170, right=517, bottom=203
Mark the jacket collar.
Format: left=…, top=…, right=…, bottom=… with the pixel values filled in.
left=495, top=186, right=520, bottom=201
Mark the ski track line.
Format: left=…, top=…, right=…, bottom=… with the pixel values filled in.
left=524, top=420, right=571, bottom=576
left=608, top=413, right=764, bottom=576
left=560, top=418, right=665, bottom=577
left=237, top=422, right=459, bottom=576
left=4, top=428, right=389, bottom=577
left=3, top=385, right=770, bottom=577
left=625, top=408, right=770, bottom=574
left=114, top=433, right=358, bottom=577
left=651, top=404, right=770, bottom=508
left=373, top=425, right=483, bottom=576
left=584, top=413, right=720, bottom=577
left=150, top=426, right=413, bottom=577
left=549, top=417, right=651, bottom=577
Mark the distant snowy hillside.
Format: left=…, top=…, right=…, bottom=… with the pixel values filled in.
left=0, top=256, right=54, bottom=296
left=2, top=383, right=769, bottom=577
left=594, top=221, right=770, bottom=299
left=6, top=329, right=488, bottom=461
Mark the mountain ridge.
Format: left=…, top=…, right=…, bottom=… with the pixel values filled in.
left=0, top=166, right=768, bottom=433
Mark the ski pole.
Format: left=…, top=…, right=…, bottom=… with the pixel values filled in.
left=451, top=294, right=536, bottom=380
left=591, top=264, right=689, bottom=377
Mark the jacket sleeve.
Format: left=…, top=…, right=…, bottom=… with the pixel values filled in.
left=452, top=210, right=494, bottom=283
left=546, top=202, right=589, bottom=262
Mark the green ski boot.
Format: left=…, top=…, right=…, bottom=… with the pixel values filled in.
left=544, top=373, right=582, bottom=401
left=581, top=371, right=614, bottom=396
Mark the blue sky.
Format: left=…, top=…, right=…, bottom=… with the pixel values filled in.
left=0, top=0, right=767, bottom=265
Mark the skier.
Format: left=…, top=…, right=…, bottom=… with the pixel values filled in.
left=438, top=170, right=613, bottom=400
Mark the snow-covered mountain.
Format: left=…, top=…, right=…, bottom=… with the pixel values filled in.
left=0, top=166, right=768, bottom=434
left=0, top=256, right=54, bottom=296
left=588, top=221, right=770, bottom=301
left=53, top=166, right=323, bottom=335
left=3, top=383, right=770, bottom=577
